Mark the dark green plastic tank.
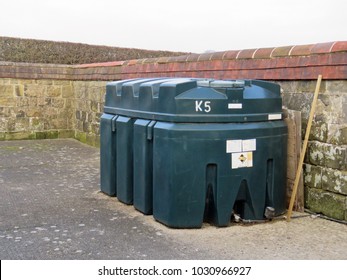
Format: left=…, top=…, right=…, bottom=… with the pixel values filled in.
left=100, top=78, right=287, bottom=228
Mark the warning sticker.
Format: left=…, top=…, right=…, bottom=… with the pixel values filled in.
left=231, top=152, right=253, bottom=169
left=226, top=138, right=256, bottom=169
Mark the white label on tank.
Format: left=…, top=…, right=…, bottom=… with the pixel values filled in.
left=226, top=140, right=242, bottom=153
left=231, top=152, right=253, bottom=169
left=268, top=113, right=282, bottom=120
left=228, top=103, right=243, bottom=109
left=242, top=139, right=256, bottom=152
left=226, top=139, right=256, bottom=153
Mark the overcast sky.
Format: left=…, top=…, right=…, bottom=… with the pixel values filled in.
left=1, top=0, right=346, bottom=53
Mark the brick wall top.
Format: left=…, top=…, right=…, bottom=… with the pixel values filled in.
left=1, top=41, right=346, bottom=80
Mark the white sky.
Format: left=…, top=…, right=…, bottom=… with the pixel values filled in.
left=0, top=0, right=346, bottom=53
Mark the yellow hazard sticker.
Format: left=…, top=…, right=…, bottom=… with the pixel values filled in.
left=231, top=152, right=253, bottom=169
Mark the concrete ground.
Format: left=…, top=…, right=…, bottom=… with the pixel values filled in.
left=0, top=139, right=346, bottom=260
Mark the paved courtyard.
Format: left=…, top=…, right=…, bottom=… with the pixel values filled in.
left=0, top=139, right=346, bottom=259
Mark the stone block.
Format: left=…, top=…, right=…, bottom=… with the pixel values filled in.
left=46, top=86, right=62, bottom=97
left=81, top=111, right=87, bottom=121
left=307, top=141, right=325, bottom=166
left=282, top=92, right=312, bottom=119
left=75, top=120, right=83, bottom=131
left=327, top=124, right=347, bottom=145
left=6, top=119, right=16, bottom=132
left=14, top=118, right=30, bottom=131
left=16, top=97, right=29, bottom=107
left=309, top=121, right=327, bottom=142
left=64, top=99, right=74, bottom=109
left=51, top=98, right=65, bottom=108
left=15, top=85, right=24, bottom=97
left=24, top=84, right=46, bottom=97
left=76, top=100, right=88, bottom=111
left=83, top=121, right=91, bottom=132
left=0, top=97, right=16, bottom=107
left=75, top=111, right=81, bottom=120
left=0, top=107, right=14, bottom=118
left=62, top=85, right=74, bottom=98
left=0, top=117, right=7, bottom=131
left=16, top=110, right=25, bottom=118
left=74, top=84, right=87, bottom=99
left=91, top=123, right=100, bottom=135
left=325, top=80, right=347, bottom=94
left=51, top=118, right=67, bottom=129
left=44, top=107, right=59, bottom=117
left=26, top=109, right=42, bottom=118
left=304, top=164, right=322, bottom=188
left=307, top=141, right=347, bottom=170
left=90, top=101, right=99, bottom=112
left=322, top=168, right=347, bottom=195
left=29, top=118, right=45, bottom=131
left=324, top=144, right=346, bottom=170
left=306, top=187, right=346, bottom=220
left=28, top=97, right=38, bottom=107
left=315, top=94, right=346, bottom=125
left=0, top=85, right=14, bottom=98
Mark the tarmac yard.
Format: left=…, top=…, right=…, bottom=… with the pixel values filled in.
left=0, top=139, right=346, bottom=260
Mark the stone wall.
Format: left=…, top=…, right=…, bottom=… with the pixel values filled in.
left=0, top=78, right=75, bottom=140
left=73, top=81, right=106, bottom=146
left=0, top=41, right=346, bottom=221
left=280, top=81, right=347, bottom=220
left=0, top=78, right=106, bottom=145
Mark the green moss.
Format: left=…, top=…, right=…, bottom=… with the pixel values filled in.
left=306, top=188, right=346, bottom=220
left=58, top=130, right=75, bottom=139
left=75, top=131, right=87, bottom=143
left=4, top=131, right=36, bottom=140
left=35, top=131, right=59, bottom=139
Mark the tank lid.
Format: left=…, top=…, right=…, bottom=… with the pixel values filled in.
left=104, top=78, right=283, bottom=123
left=197, top=79, right=246, bottom=88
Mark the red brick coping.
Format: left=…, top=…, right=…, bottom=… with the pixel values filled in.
left=1, top=41, right=346, bottom=80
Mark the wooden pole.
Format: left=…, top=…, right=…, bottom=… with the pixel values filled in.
left=287, top=75, right=322, bottom=221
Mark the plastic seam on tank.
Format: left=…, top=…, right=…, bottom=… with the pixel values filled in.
left=104, top=107, right=282, bottom=117
left=159, top=78, right=197, bottom=86
left=113, top=115, right=283, bottom=122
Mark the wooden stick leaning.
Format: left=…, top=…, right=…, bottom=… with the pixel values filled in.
left=286, top=74, right=322, bottom=222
